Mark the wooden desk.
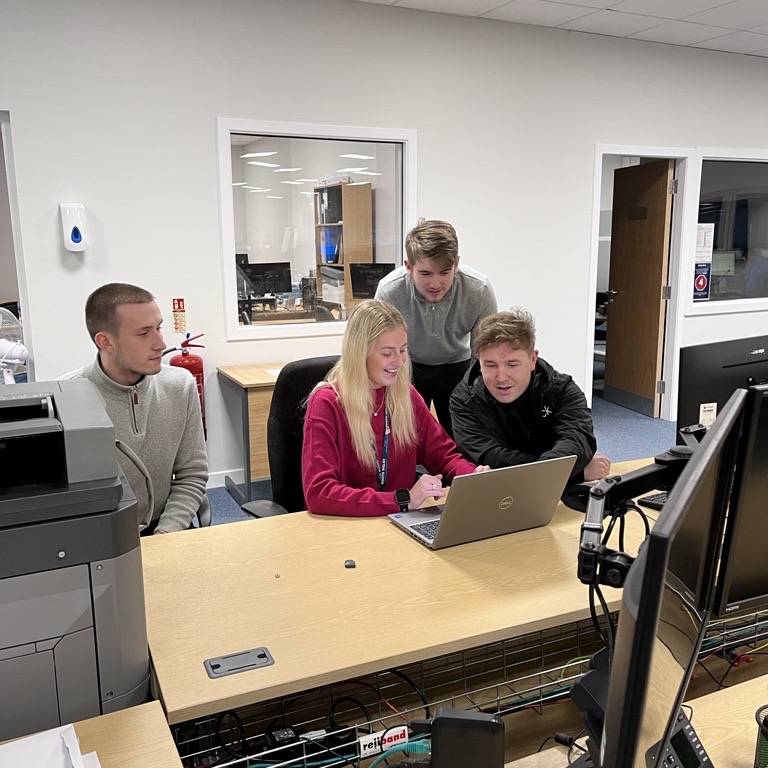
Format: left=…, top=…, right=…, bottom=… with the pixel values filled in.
left=506, top=675, right=768, bottom=766
left=74, top=702, right=182, bottom=768
left=143, top=460, right=649, bottom=725
left=217, top=363, right=283, bottom=503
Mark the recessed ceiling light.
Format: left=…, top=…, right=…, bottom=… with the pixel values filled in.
left=340, top=154, right=375, bottom=160
left=301, top=191, right=319, bottom=196
left=274, top=167, right=301, bottom=173
left=356, top=171, right=381, bottom=176
left=249, top=188, right=272, bottom=193
left=232, top=181, right=247, bottom=186
left=243, top=185, right=264, bottom=190
left=336, top=167, right=367, bottom=173
left=297, top=178, right=319, bottom=183
left=265, top=195, right=283, bottom=199
left=240, top=151, right=277, bottom=158
left=248, top=161, right=280, bottom=168
left=348, top=181, right=370, bottom=186
left=281, top=180, right=303, bottom=185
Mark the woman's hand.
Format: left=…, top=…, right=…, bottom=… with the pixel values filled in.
left=409, top=473, right=446, bottom=510
left=473, top=465, right=491, bottom=473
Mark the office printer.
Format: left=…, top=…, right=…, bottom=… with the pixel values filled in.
left=0, top=380, right=150, bottom=741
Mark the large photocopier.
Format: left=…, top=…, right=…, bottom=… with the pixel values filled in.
left=0, top=379, right=150, bottom=741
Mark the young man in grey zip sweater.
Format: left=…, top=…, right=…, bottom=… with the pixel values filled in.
left=375, top=219, right=497, bottom=436
left=69, top=283, right=209, bottom=534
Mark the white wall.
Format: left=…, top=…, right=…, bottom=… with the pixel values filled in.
left=2, top=0, right=768, bottom=479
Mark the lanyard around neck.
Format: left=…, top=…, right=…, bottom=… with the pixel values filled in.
left=374, top=409, right=391, bottom=491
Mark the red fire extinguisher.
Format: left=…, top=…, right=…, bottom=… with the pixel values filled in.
left=164, top=332, right=207, bottom=438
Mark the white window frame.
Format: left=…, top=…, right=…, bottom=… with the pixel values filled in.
left=682, top=147, right=768, bottom=318
left=217, top=118, right=417, bottom=341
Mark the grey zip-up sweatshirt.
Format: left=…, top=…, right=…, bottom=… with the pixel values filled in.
left=374, top=264, right=497, bottom=365
left=71, top=358, right=209, bottom=532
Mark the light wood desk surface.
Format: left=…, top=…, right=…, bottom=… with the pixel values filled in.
left=144, top=460, right=649, bottom=725
left=74, top=701, right=182, bottom=768
left=506, top=675, right=768, bottom=766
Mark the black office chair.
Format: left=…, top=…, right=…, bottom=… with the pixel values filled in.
left=241, top=355, right=340, bottom=518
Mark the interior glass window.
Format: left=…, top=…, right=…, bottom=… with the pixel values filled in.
left=229, top=134, right=403, bottom=326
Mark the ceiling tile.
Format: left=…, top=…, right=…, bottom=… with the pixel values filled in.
left=694, top=29, right=768, bottom=52
left=629, top=20, right=728, bottom=44
left=560, top=9, right=666, bottom=35
left=550, top=0, right=615, bottom=7
left=609, top=0, right=734, bottom=20
left=484, top=0, right=597, bottom=26
left=686, top=0, right=768, bottom=30
left=750, top=22, right=768, bottom=34
left=394, top=0, right=502, bottom=14
left=747, top=47, right=768, bottom=56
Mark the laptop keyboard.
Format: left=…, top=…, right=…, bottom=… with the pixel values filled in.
left=411, top=519, right=440, bottom=541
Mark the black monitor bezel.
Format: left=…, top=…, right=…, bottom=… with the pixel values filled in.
left=239, top=261, right=293, bottom=295
left=713, top=383, right=768, bottom=618
left=677, top=335, right=768, bottom=434
left=600, top=388, right=747, bottom=768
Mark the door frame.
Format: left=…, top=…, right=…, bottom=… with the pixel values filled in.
left=0, top=110, right=33, bottom=380
left=586, top=144, right=697, bottom=422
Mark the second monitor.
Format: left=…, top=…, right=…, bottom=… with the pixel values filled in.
left=239, top=261, right=293, bottom=296
left=349, top=262, right=395, bottom=299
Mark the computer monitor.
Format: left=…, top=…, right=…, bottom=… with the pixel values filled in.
left=600, top=388, right=747, bottom=768
left=240, top=262, right=292, bottom=295
left=677, top=335, right=768, bottom=432
left=714, top=383, right=768, bottom=618
left=349, top=263, right=395, bottom=299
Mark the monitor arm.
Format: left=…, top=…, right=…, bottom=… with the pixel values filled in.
left=577, top=445, right=695, bottom=590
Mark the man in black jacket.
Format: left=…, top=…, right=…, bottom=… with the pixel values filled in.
left=450, top=308, right=610, bottom=482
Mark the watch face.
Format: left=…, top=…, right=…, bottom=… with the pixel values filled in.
left=395, top=489, right=410, bottom=505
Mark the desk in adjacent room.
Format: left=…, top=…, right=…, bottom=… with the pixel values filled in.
left=217, top=363, right=283, bottom=503
left=142, top=460, right=649, bottom=726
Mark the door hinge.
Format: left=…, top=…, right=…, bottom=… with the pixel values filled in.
left=668, top=179, right=678, bottom=194
left=662, top=285, right=672, bottom=300
left=656, top=380, right=666, bottom=394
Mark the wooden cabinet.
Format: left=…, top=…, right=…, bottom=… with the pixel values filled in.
left=314, top=181, right=373, bottom=309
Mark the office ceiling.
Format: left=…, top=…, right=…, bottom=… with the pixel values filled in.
left=353, top=0, right=768, bottom=58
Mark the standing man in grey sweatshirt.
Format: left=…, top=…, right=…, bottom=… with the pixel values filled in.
left=70, top=283, right=209, bottom=534
left=375, top=219, right=497, bottom=436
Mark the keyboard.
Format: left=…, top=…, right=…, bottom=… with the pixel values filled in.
left=411, top=519, right=440, bottom=541
left=638, top=492, right=667, bottom=511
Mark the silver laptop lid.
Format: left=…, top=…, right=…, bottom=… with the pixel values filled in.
left=390, top=455, right=576, bottom=550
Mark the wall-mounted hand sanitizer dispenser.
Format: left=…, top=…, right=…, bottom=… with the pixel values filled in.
left=59, top=203, right=87, bottom=252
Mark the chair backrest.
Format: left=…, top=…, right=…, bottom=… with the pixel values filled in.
left=267, top=355, right=339, bottom=512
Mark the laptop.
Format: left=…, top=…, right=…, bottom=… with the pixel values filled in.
left=389, top=455, right=576, bottom=550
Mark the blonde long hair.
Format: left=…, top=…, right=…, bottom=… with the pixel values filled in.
left=320, top=300, right=416, bottom=470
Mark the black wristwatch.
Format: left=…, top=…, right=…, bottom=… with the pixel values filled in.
left=394, top=488, right=410, bottom=513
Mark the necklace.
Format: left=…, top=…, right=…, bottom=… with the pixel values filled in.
left=372, top=389, right=387, bottom=416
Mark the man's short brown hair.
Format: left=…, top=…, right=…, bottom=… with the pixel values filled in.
left=85, top=283, right=154, bottom=341
left=405, top=219, right=458, bottom=268
left=474, top=308, right=536, bottom=355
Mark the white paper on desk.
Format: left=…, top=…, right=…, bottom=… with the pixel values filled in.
left=0, top=723, right=85, bottom=768
left=82, top=753, right=102, bottom=768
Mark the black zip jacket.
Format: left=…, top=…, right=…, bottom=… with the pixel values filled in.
left=449, top=357, right=597, bottom=481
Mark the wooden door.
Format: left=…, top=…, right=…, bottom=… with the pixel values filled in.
left=604, top=159, right=674, bottom=417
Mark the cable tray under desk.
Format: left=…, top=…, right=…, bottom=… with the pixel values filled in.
left=172, top=616, right=606, bottom=767
left=170, top=608, right=768, bottom=767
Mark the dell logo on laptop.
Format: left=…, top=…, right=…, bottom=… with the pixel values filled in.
left=498, top=496, right=515, bottom=510
left=749, top=348, right=765, bottom=355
